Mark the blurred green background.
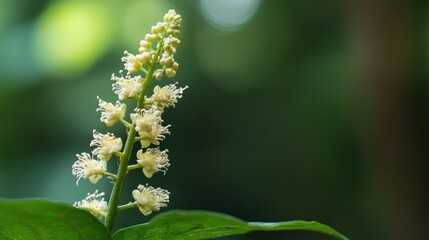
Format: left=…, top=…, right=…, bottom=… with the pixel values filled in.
left=1, top=0, right=429, bottom=239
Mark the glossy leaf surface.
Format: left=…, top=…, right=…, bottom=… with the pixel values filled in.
left=113, top=210, right=348, bottom=240
left=0, top=199, right=111, bottom=240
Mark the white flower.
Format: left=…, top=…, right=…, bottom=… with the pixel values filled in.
left=131, top=108, right=161, bottom=132
left=112, top=73, right=143, bottom=100
left=132, top=184, right=169, bottom=216
left=90, top=130, right=123, bottom=161
left=74, top=190, right=108, bottom=218
left=72, top=153, right=106, bottom=185
left=121, top=51, right=148, bottom=75
left=130, top=108, right=170, bottom=148
left=149, top=83, right=188, bottom=109
left=137, top=148, right=170, bottom=178
left=139, top=123, right=170, bottom=148
left=97, top=97, right=126, bottom=127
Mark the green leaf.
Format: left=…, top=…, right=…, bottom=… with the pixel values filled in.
left=0, top=199, right=112, bottom=240
left=113, top=210, right=348, bottom=240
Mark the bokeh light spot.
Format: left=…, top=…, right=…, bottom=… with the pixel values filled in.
left=33, top=1, right=111, bottom=77
left=199, top=0, right=261, bottom=32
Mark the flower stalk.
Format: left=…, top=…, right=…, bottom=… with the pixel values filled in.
left=104, top=48, right=159, bottom=230
left=104, top=126, right=136, bottom=230
left=72, top=9, right=185, bottom=232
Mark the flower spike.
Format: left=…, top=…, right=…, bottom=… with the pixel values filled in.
left=73, top=9, right=184, bottom=227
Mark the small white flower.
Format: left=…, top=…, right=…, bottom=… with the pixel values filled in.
left=139, top=125, right=170, bottom=148
left=137, top=148, right=170, bottom=178
left=97, top=97, right=126, bottom=127
left=112, top=73, right=143, bottom=100
left=132, top=184, right=170, bottom=216
left=90, top=130, right=123, bottom=161
left=74, top=190, right=108, bottom=218
left=121, top=51, right=148, bottom=75
left=131, top=108, right=161, bottom=132
left=149, top=83, right=188, bottom=109
left=130, top=108, right=170, bottom=148
left=139, top=123, right=171, bottom=148
left=72, top=153, right=106, bottom=185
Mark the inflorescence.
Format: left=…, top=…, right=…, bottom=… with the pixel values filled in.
left=72, top=10, right=186, bottom=226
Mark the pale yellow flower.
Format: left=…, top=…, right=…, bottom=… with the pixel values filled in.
left=72, top=153, right=106, bottom=185
left=149, top=83, right=188, bottom=109
left=90, top=130, right=123, bottom=161
left=74, top=190, right=108, bottom=218
left=121, top=51, right=148, bottom=75
left=112, top=73, right=143, bottom=100
left=97, top=97, right=126, bottom=127
left=130, top=108, right=170, bottom=148
left=132, top=184, right=169, bottom=216
left=137, top=148, right=170, bottom=178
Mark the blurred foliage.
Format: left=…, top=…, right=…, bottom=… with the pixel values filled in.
left=1, top=0, right=428, bottom=240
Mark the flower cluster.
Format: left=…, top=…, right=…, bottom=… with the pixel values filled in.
left=72, top=9, right=185, bottom=223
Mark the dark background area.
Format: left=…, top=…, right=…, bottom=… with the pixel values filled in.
left=1, top=0, right=429, bottom=239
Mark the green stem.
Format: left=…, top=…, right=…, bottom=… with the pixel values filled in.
left=104, top=36, right=165, bottom=232
left=103, top=172, right=118, bottom=180
left=127, top=164, right=142, bottom=171
left=117, top=202, right=138, bottom=211
left=104, top=126, right=136, bottom=231
left=119, top=117, right=132, bottom=128
left=140, top=67, right=148, bottom=75
left=137, top=39, right=164, bottom=109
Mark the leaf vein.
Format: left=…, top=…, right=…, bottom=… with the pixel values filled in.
left=0, top=229, right=18, bottom=240
left=23, top=220, right=43, bottom=240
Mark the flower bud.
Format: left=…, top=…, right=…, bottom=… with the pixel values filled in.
left=165, top=68, right=176, bottom=78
